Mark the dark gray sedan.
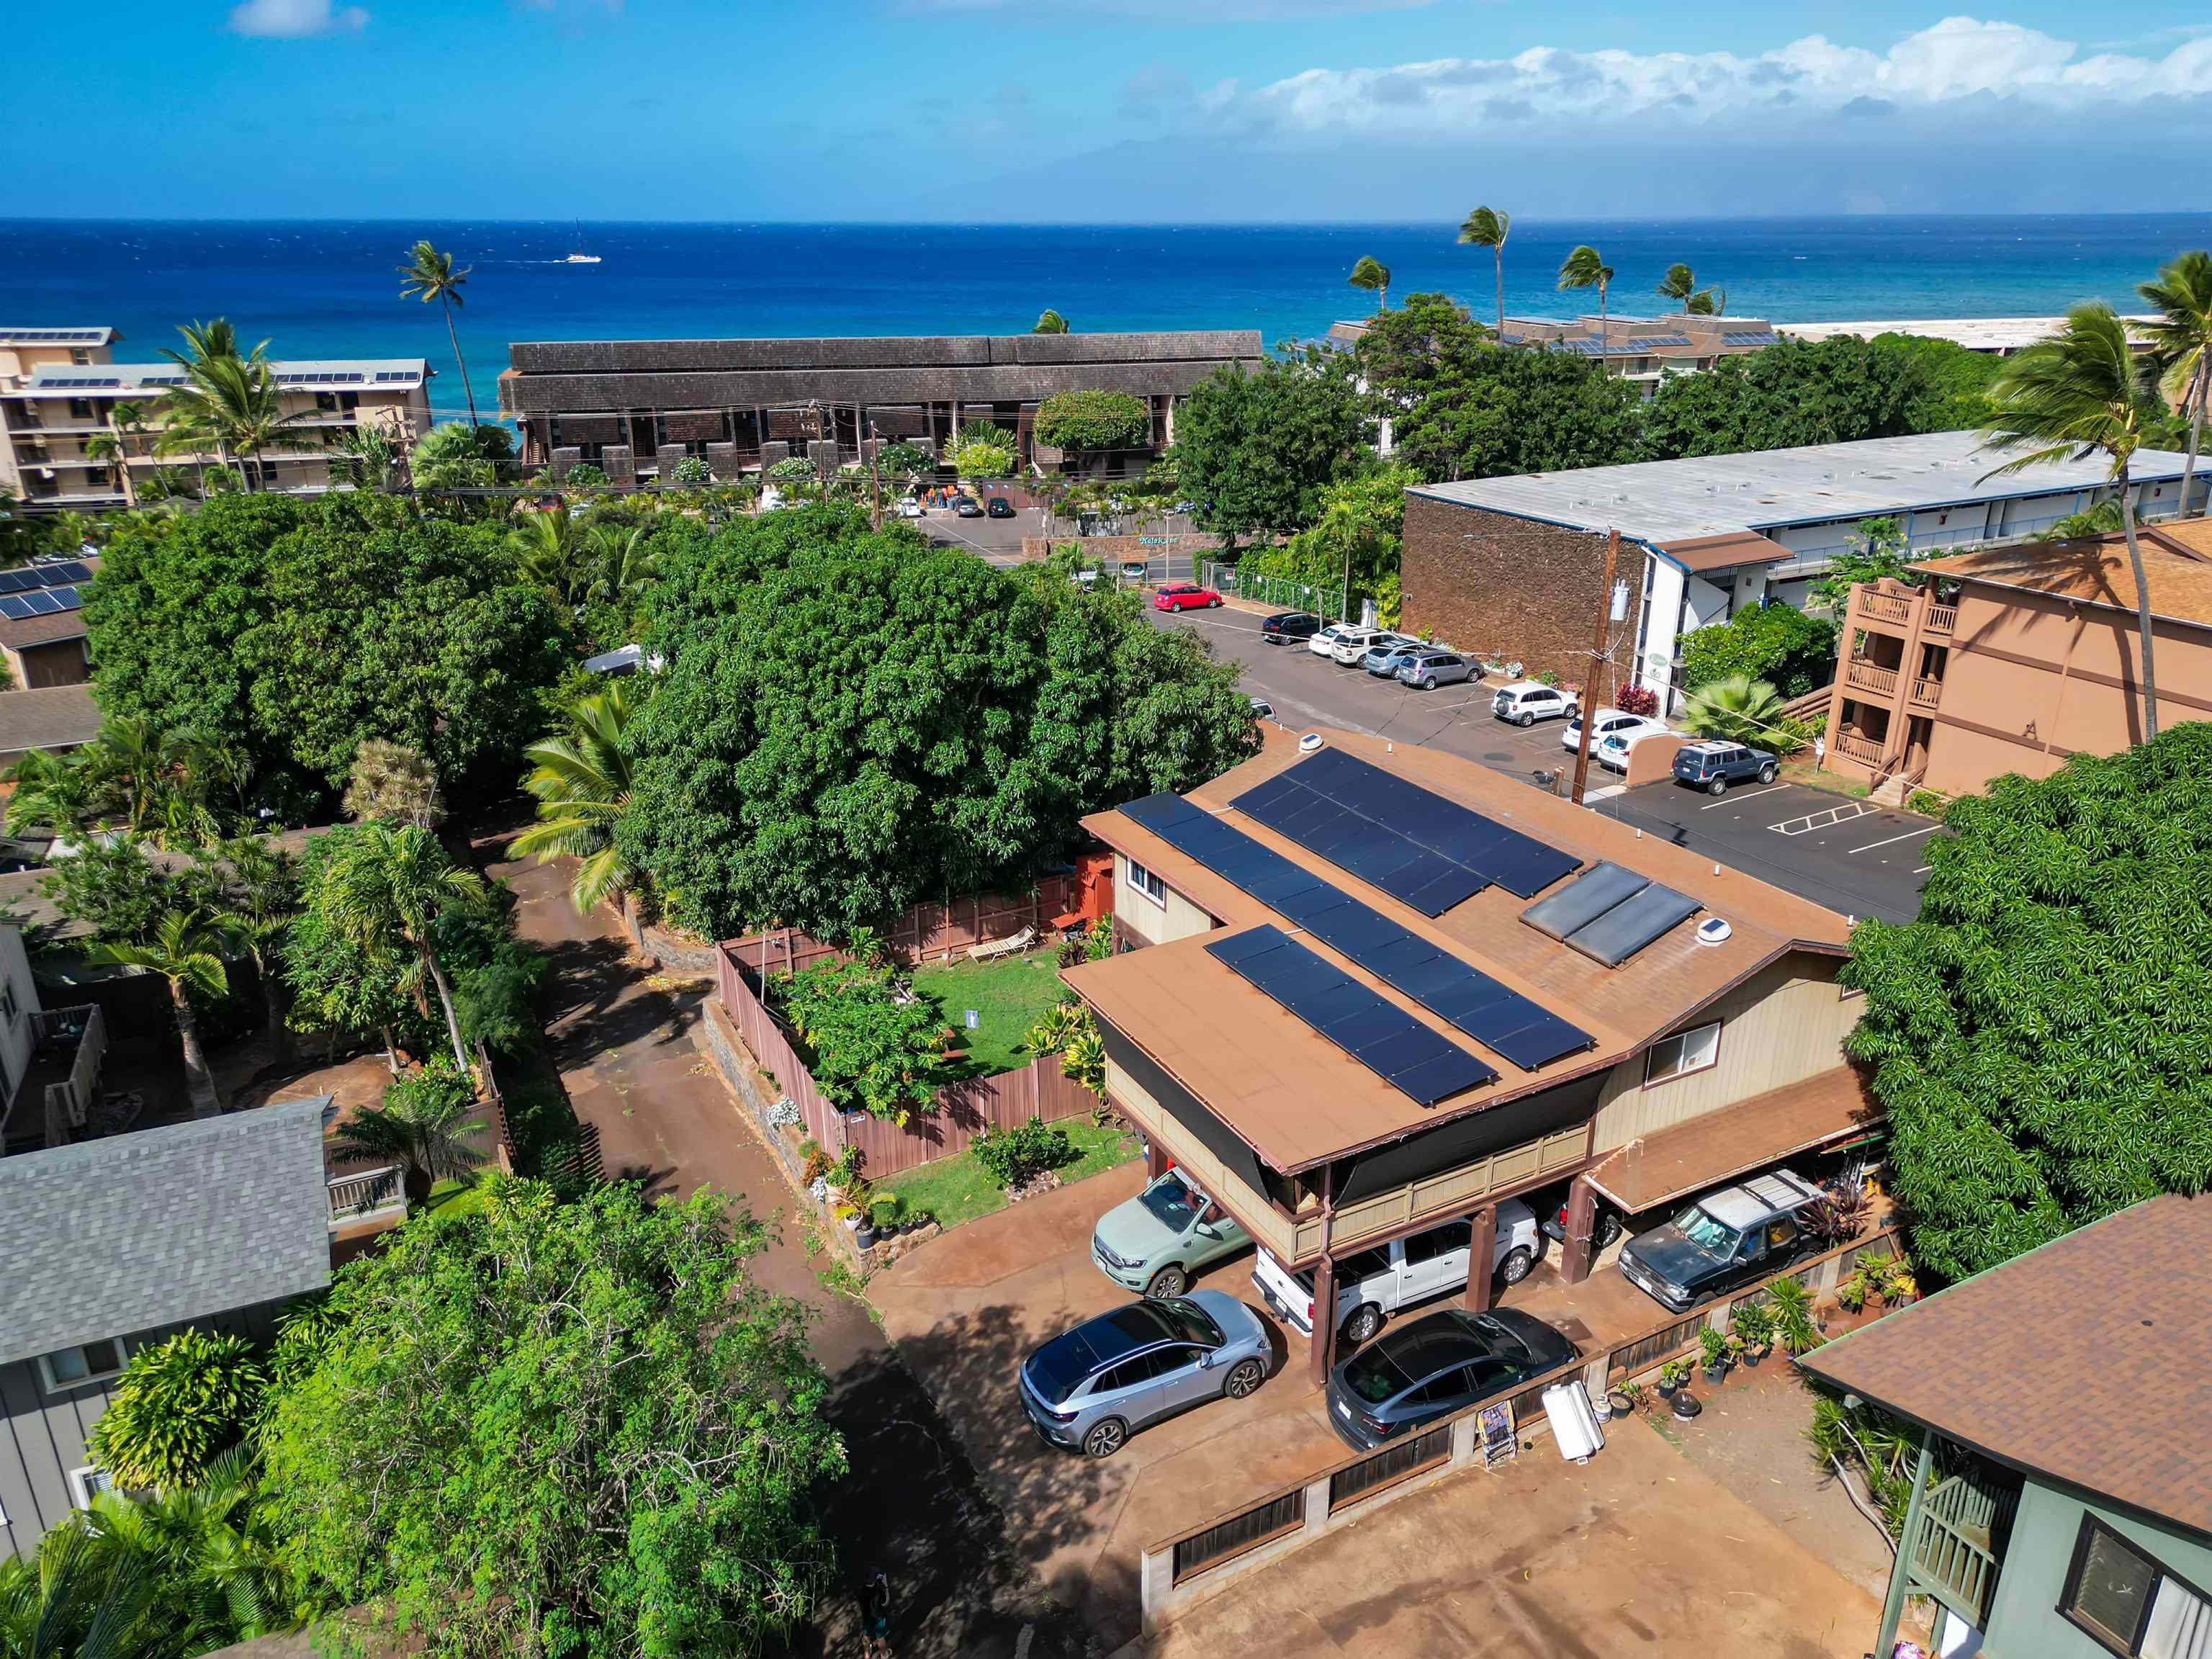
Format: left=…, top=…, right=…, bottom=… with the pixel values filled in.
left=1326, top=1307, right=1575, bottom=1451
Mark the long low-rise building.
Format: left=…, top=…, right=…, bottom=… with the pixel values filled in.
left=1064, top=728, right=1876, bottom=1385
left=1400, top=431, right=2206, bottom=711
left=1779, top=315, right=2159, bottom=355
left=496, top=329, right=1264, bottom=482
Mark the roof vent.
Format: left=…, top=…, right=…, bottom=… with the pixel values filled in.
left=1696, top=917, right=1733, bottom=947
left=1298, top=732, right=1325, bottom=754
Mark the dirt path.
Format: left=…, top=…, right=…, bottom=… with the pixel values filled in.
left=494, top=849, right=1085, bottom=1658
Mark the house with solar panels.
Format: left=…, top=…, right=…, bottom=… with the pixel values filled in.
left=1064, top=727, right=1877, bottom=1386
left=0, top=327, right=433, bottom=509
left=0, top=556, right=98, bottom=688
left=1324, top=313, right=1779, bottom=400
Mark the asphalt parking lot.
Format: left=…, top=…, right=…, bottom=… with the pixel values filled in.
left=1147, top=603, right=1937, bottom=923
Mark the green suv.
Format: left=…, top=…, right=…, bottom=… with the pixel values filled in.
left=1091, top=1169, right=1251, bottom=1298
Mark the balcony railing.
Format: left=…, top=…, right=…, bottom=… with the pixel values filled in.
left=1857, top=591, right=1915, bottom=625
left=1907, top=1467, right=2016, bottom=1627
left=1834, top=732, right=1885, bottom=766
left=327, top=1164, right=405, bottom=1226
left=1925, top=603, right=1958, bottom=636
left=1843, top=660, right=1899, bottom=696
left=1910, top=676, right=1944, bottom=711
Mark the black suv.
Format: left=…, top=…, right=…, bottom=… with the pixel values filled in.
left=986, top=497, right=1016, bottom=519
left=1261, top=611, right=1321, bottom=645
left=1616, top=1170, right=1825, bottom=1311
left=1671, top=740, right=1779, bottom=796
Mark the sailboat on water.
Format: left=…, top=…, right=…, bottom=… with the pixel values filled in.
left=563, top=222, right=601, bottom=265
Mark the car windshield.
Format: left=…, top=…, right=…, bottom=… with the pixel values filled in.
left=1153, top=1296, right=1226, bottom=1347
left=1138, top=1173, right=1206, bottom=1232
left=1672, top=1203, right=1742, bottom=1255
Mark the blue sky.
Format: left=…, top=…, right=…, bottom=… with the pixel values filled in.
left=9, top=1, right=2212, bottom=220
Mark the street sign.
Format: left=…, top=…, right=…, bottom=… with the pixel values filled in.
left=1137, top=536, right=1170, bottom=546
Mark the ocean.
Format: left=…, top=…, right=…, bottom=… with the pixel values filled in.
left=6, top=216, right=2210, bottom=424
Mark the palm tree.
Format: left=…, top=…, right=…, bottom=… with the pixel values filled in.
left=1686, top=286, right=1727, bottom=317
left=1981, top=304, right=2162, bottom=737
left=91, top=909, right=229, bottom=1117
left=328, top=1074, right=485, bottom=1210
left=1558, top=245, right=1617, bottom=362
left=0, top=1525, right=163, bottom=1659
left=322, top=822, right=489, bottom=1073
left=1457, top=206, right=1511, bottom=336
left=2136, top=248, right=2212, bottom=521
left=398, top=240, right=479, bottom=428
left=1657, top=262, right=1696, bottom=309
left=1033, top=308, right=1069, bottom=334
left=584, top=521, right=657, bottom=611
left=162, top=319, right=241, bottom=370
left=1347, top=256, right=1391, bottom=314
left=207, top=835, right=298, bottom=1059
left=153, top=352, right=317, bottom=493
left=511, top=681, right=641, bottom=915
left=3, top=747, right=99, bottom=837
left=2038, top=498, right=2130, bottom=541
left=81, top=431, right=132, bottom=508
left=1683, top=674, right=1791, bottom=747
left=78, top=1447, right=299, bottom=1647
left=510, top=503, right=588, bottom=606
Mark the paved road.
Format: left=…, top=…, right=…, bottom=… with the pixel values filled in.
left=1146, top=602, right=1937, bottom=922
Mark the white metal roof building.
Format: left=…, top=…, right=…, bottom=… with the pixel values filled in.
left=1778, top=316, right=2159, bottom=355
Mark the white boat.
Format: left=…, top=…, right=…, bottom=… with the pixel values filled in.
left=563, top=222, right=600, bottom=265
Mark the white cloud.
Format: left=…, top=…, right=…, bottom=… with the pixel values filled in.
left=1231, top=16, right=2212, bottom=133
left=227, top=0, right=368, bottom=37
left=909, top=0, right=1435, bottom=15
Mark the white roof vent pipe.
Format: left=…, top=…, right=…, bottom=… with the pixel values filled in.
left=1696, top=917, right=1733, bottom=947
left=1299, top=732, right=1326, bottom=754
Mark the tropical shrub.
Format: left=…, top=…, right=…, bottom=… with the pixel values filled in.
left=950, top=424, right=1020, bottom=479
left=669, top=454, right=711, bottom=487
left=777, top=959, right=945, bottom=1123
left=87, top=1329, right=268, bottom=1491
left=563, top=462, right=608, bottom=490
left=1682, top=673, right=1789, bottom=747
left=972, top=1115, right=1076, bottom=1190
left=1614, top=683, right=1660, bottom=717
left=1034, top=390, right=1151, bottom=452
left=1678, top=603, right=1838, bottom=698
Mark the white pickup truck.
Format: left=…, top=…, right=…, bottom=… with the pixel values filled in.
left=1252, top=1199, right=1542, bottom=1347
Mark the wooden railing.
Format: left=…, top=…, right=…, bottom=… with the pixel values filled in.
left=1857, top=591, right=1915, bottom=625
left=1834, top=731, right=1885, bottom=766
left=1908, top=1465, right=2015, bottom=1626
left=1843, top=659, right=1899, bottom=696
left=1924, top=603, right=1958, bottom=636
left=35, top=1003, right=104, bottom=1132
left=1909, top=676, right=1944, bottom=711
left=326, top=1164, right=403, bottom=1224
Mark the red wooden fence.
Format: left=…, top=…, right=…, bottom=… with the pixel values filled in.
left=724, top=860, right=1108, bottom=976
left=714, top=944, right=1102, bottom=1177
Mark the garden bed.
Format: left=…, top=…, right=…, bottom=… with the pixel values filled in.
left=879, top=1120, right=1139, bottom=1231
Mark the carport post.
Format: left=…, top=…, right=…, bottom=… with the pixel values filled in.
left=1560, top=1175, right=1601, bottom=1285
left=1305, top=1256, right=1336, bottom=1387
left=1145, top=1138, right=1169, bottom=1181
left=1462, top=1205, right=1498, bottom=1313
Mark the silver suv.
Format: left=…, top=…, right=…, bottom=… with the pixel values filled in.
left=1397, top=650, right=1473, bottom=690
left=1017, top=1291, right=1271, bottom=1458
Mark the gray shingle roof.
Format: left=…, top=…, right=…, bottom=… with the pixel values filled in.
left=0, top=685, right=103, bottom=758
left=0, top=1096, right=331, bottom=1364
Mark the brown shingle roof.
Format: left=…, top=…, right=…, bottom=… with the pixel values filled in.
left=1660, top=531, right=1791, bottom=573
left=1921, top=521, right=2212, bottom=629
left=1067, top=728, right=1851, bottom=1170
left=0, top=610, right=89, bottom=650
left=1585, top=1064, right=1881, bottom=1213
left=1799, top=1195, right=2212, bottom=1540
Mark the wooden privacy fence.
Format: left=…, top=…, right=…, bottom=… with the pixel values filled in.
left=713, top=944, right=1101, bottom=1177
left=725, top=869, right=1095, bottom=976
left=1138, top=1220, right=1905, bottom=1634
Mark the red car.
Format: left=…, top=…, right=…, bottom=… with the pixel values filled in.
left=1151, top=584, right=1223, bottom=612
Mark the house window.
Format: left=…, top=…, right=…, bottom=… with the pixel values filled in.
left=37, top=1337, right=129, bottom=1393
left=69, top=1466, right=114, bottom=1510
left=0, top=979, right=15, bottom=1022
left=1643, top=1021, right=1721, bottom=1086
left=2062, top=1516, right=2212, bottom=1658
left=1126, top=857, right=1166, bottom=907
left=67, top=398, right=96, bottom=422
left=68, top=348, right=91, bottom=366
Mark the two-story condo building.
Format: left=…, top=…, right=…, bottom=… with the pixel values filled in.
left=1064, top=729, right=1877, bottom=1385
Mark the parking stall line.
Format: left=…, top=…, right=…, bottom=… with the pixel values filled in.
left=1699, top=783, right=1789, bottom=811
left=1848, top=824, right=1941, bottom=856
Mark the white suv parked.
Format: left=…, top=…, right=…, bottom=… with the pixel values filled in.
left=1251, top=1200, right=1541, bottom=1347
left=1328, top=626, right=1391, bottom=666
left=1491, top=681, right=1578, bottom=727
left=1308, top=622, right=1358, bottom=660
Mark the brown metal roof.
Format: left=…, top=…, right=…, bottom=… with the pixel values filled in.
left=1800, top=1195, right=2212, bottom=1542
left=1585, top=1064, right=1881, bottom=1213
left=1921, top=522, right=2212, bottom=629
left=1660, top=530, right=1793, bottom=572
left=1068, top=728, right=1851, bottom=1171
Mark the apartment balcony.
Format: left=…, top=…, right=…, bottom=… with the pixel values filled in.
left=1834, top=731, right=1885, bottom=767
left=1908, top=676, right=1944, bottom=713
left=1856, top=590, right=1916, bottom=627
left=1843, top=659, right=1899, bottom=698
left=326, top=1162, right=406, bottom=1233
left=1904, top=1464, right=2018, bottom=1629
left=1924, top=603, right=1958, bottom=637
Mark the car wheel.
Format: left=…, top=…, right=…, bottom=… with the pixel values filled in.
left=1498, top=1246, right=1534, bottom=1286
left=1209, top=598, right=1222, bottom=608
left=1145, top=1264, right=1188, bottom=1299
left=1222, top=1358, right=1265, bottom=1401
left=1758, top=763, right=1779, bottom=784
left=1342, top=1303, right=1384, bottom=1345
left=1567, top=702, right=1581, bottom=719
left=1082, top=1417, right=1129, bottom=1458
left=1419, top=675, right=1434, bottom=691
left=1597, top=1212, right=1624, bottom=1251
left=1707, top=775, right=1728, bottom=796
left=1516, top=711, right=1534, bottom=728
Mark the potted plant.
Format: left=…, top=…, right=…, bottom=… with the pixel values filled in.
left=1763, top=1274, right=1822, bottom=1356
left=835, top=1202, right=860, bottom=1232
left=1879, top=1259, right=1919, bottom=1307
left=1655, top=1358, right=1692, bottom=1398
left=854, top=1214, right=878, bottom=1249
left=1732, top=1300, right=1774, bottom=1367
left=1606, top=1380, right=1644, bottom=1418
left=1697, top=1325, right=1732, bottom=1385
left=1836, top=1264, right=1872, bottom=1313
left=871, top=1194, right=901, bottom=1241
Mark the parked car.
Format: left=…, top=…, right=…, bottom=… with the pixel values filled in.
left=1396, top=650, right=1474, bottom=691
left=1092, top=1168, right=1252, bottom=1298
left=1328, top=626, right=1392, bottom=666
left=1120, top=560, right=1151, bottom=585
left=1616, top=1169, right=1826, bottom=1312
left=895, top=498, right=925, bottom=519
left=953, top=497, right=984, bottom=518
left=1249, top=696, right=1274, bottom=722
left=1308, top=622, right=1358, bottom=659
left=1491, top=681, right=1578, bottom=727
left=1260, top=611, right=1322, bottom=646
left=1560, top=709, right=1669, bottom=755
left=1537, top=1187, right=1625, bottom=1254
left=1671, top=739, right=1778, bottom=796
left=1019, top=1291, right=1271, bottom=1458
left=1252, top=1200, right=1539, bottom=1347
left=1325, top=1308, right=1575, bottom=1452
left=1593, top=725, right=1680, bottom=772
left=1359, top=636, right=1427, bottom=677
left=986, top=497, right=1016, bottom=519
left=1151, top=584, right=1223, bottom=613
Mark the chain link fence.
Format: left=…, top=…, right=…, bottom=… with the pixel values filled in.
left=1200, top=562, right=1353, bottom=623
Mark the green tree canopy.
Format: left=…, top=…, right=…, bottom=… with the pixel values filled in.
left=1678, top=602, right=1838, bottom=698
left=1033, top=390, right=1151, bottom=452
left=259, top=1179, right=843, bottom=1658
left=1642, top=336, right=1928, bottom=461
left=1240, top=463, right=1420, bottom=615
left=1843, top=724, right=2212, bottom=1282
left=1172, top=354, right=1370, bottom=544
left=86, top=1329, right=266, bottom=1493
left=619, top=507, right=1256, bottom=939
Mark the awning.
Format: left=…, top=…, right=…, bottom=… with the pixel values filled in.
left=1658, top=531, right=1793, bottom=575
left=1585, top=1065, right=1881, bottom=1215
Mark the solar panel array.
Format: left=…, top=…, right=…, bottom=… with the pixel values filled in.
left=1521, top=860, right=1701, bottom=967
left=1, top=329, right=107, bottom=343
left=1721, top=331, right=1782, bottom=348
left=1207, top=927, right=1496, bottom=1105
left=276, top=371, right=366, bottom=386
left=0, top=560, right=94, bottom=624
left=32, top=377, right=122, bottom=390
left=1123, top=791, right=1594, bottom=1072
left=373, top=369, right=418, bottom=383
left=1232, top=747, right=1579, bottom=912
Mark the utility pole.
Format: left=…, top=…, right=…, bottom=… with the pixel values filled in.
left=866, top=417, right=882, bottom=532
left=1570, top=527, right=1620, bottom=806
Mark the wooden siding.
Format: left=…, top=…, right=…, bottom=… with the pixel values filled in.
left=1587, top=958, right=1857, bottom=1156
left=1115, top=858, right=1217, bottom=948
left=1105, top=1057, right=1297, bottom=1260
left=1325, top=1126, right=1589, bottom=1251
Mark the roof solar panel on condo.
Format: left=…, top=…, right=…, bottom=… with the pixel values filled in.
left=1521, top=860, right=1701, bottom=966
left=1118, top=791, right=1594, bottom=1070
left=1205, top=926, right=1495, bottom=1105
left=38, top=562, right=92, bottom=587
left=1231, top=747, right=1578, bottom=908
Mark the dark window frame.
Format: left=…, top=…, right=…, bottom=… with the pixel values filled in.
left=2058, top=1514, right=2212, bottom=1658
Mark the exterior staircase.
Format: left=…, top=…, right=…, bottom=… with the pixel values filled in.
left=1867, top=767, right=1923, bottom=810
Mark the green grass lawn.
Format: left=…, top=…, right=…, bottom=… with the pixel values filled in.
left=426, top=1177, right=489, bottom=1217
left=879, top=1119, right=1140, bottom=1232
left=910, top=950, right=1071, bottom=1079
